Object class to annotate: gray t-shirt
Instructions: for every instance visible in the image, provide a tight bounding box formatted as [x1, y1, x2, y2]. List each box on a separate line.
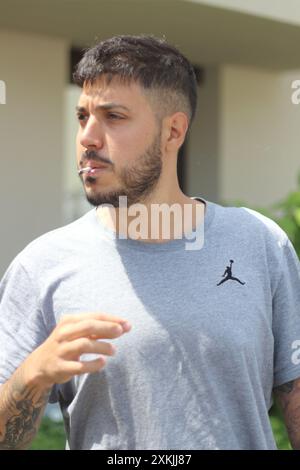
[1, 197, 300, 450]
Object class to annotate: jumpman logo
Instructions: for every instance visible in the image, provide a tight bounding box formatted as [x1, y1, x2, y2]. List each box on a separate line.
[217, 259, 245, 286]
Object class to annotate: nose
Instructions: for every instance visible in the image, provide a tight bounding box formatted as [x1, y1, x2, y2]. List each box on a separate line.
[79, 116, 104, 149]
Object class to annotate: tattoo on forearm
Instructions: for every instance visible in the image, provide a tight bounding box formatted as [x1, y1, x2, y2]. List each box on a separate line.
[2, 392, 47, 449]
[0, 372, 50, 450]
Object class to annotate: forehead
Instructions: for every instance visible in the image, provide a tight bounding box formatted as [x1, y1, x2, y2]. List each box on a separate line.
[77, 76, 151, 111]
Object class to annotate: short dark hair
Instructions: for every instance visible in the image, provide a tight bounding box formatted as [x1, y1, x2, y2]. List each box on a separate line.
[73, 34, 198, 127]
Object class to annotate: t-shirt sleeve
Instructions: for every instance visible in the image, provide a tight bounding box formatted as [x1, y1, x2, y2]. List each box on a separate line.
[0, 256, 58, 403]
[273, 238, 300, 388]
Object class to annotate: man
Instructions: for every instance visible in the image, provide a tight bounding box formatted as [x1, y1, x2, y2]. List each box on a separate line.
[0, 34, 300, 450]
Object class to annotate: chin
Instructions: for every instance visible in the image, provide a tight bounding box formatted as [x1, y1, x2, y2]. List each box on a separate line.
[85, 190, 126, 208]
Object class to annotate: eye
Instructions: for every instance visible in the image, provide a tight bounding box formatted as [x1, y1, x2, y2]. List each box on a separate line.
[77, 113, 88, 122]
[107, 113, 124, 120]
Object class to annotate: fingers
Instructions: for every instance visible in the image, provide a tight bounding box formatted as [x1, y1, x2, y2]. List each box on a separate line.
[59, 312, 131, 330]
[43, 312, 132, 384]
[63, 358, 107, 377]
[57, 319, 128, 342]
[61, 338, 117, 360]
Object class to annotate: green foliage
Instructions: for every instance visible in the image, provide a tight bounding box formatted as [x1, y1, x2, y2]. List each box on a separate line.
[29, 416, 66, 450]
[269, 405, 291, 450]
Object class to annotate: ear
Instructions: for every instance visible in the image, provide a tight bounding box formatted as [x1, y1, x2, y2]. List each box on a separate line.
[162, 112, 189, 154]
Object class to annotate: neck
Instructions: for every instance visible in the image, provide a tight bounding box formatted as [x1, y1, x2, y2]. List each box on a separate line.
[96, 189, 205, 243]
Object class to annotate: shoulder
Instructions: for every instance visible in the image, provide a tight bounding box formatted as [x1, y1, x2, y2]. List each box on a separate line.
[212, 201, 289, 248]
[240, 206, 288, 247]
[6, 209, 95, 274]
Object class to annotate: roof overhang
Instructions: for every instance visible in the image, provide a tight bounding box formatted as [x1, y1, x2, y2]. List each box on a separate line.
[1, 0, 300, 70]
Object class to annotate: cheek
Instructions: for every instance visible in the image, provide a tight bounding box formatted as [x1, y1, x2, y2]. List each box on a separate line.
[106, 134, 137, 163]
[110, 126, 154, 158]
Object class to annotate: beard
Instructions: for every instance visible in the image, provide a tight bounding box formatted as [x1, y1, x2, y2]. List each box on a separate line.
[81, 128, 163, 208]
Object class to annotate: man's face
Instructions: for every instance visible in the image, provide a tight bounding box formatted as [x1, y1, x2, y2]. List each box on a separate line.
[76, 77, 163, 207]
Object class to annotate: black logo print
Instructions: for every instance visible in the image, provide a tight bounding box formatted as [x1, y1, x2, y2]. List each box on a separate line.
[217, 260, 245, 286]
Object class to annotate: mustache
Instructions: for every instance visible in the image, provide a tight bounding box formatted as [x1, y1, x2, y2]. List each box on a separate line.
[81, 150, 112, 166]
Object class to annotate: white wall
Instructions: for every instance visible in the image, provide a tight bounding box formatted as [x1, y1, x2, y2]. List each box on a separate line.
[0, 30, 68, 276]
[219, 65, 300, 207]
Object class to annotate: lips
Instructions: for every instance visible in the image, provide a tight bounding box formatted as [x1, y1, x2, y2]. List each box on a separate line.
[84, 160, 109, 169]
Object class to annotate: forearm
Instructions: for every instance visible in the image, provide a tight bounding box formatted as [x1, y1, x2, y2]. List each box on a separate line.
[0, 361, 52, 450]
[274, 379, 300, 450]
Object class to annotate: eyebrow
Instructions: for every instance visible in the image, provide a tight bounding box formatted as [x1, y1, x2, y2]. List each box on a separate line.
[75, 102, 130, 113]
